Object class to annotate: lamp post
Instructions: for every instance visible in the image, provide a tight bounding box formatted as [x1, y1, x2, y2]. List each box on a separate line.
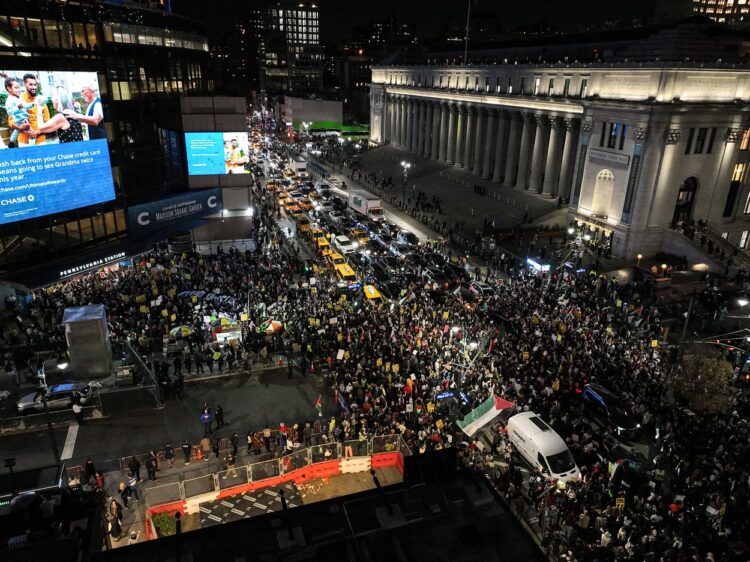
[33, 360, 63, 465]
[5, 457, 17, 496]
[637, 254, 643, 267]
[400, 161, 411, 207]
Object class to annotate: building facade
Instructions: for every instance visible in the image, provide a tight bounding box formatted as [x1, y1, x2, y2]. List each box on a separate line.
[693, 0, 750, 24]
[0, 0, 212, 279]
[370, 64, 750, 260]
[263, 1, 323, 97]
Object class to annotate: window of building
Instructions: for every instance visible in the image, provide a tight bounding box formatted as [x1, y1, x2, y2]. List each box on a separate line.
[741, 230, 749, 249]
[507, 77, 513, 94]
[685, 128, 695, 155]
[707, 128, 717, 154]
[563, 78, 570, 97]
[533, 77, 541, 95]
[741, 128, 750, 150]
[580, 78, 588, 98]
[619, 125, 627, 150]
[722, 232, 730, 240]
[607, 123, 619, 149]
[733, 162, 747, 183]
[694, 128, 708, 154]
[724, 181, 742, 217]
[548, 78, 554, 96]
[600, 122, 608, 147]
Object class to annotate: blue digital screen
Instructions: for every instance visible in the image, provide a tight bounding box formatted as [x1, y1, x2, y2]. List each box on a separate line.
[0, 69, 115, 225]
[185, 132, 251, 175]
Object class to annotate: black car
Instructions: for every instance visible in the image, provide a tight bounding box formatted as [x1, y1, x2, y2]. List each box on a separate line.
[422, 266, 449, 285]
[397, 230, 420, 246]
[582, 383, 641, 436]
[331, 196, 347, 210]
[377, 256, 406, 277]
[443, 262, 471, 283]
[361, 240, 386, 261]
[369, 263, 392, 283]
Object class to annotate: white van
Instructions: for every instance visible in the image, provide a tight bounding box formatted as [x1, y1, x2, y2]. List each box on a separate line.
[507, 412, 581, 483]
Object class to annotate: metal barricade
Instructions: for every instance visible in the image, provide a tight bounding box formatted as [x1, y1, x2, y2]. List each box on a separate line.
[372, 434, 399, 453]
[310, 442, 338, 463]
[217, 465, 248, 488]
[183, 473, 216, 498]
[280, 449, 309, 474]
[144, 482, 182, 507]
[342, 439, 368, 457]
[250, 458, 280, 483]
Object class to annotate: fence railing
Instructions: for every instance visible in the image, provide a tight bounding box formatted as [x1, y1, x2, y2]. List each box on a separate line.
[142, 433, 410, 510]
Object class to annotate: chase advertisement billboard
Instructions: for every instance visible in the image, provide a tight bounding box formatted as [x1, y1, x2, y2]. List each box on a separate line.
[0, 69, 114, 224]
[127, 188, 221, 234]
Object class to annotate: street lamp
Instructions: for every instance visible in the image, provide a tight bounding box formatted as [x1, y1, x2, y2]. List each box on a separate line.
[636, 253, 643, 267]
[400, 161, 411, 206]
[661, 263, 668, 276]
[31, 360, 64, 465]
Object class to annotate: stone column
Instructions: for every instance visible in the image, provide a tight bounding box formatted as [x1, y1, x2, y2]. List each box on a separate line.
[394, 98, 402, 145]
[439, 102, 450, 162]
[417, 100, 426, 155]
[389, 96, 398, 143]
[455, 105, 468, 168]
[446, 103, 458, 165]
[422, 101, 433, 158]
[503, 112, 522, 187]
[557, 118, 580, 199]
[405, 98, 413, 150]
[528, 114, 549, 192]
[482, 109, 497, 179]
[410, 100, 420, 153]
[492, 111, 508, 183]
[542, 117, 565, 196]
[431, 102, 442, 161]
[515, 112, 535, 189]
[462, 105, 476, 169]
[472, 107, 485, 175]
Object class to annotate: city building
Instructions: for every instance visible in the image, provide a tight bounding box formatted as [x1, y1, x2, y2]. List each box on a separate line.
[0, 0, 212, 283]
[693, 0, 750, 24]
[369, 55, 750, 264]
[262, 1, 323, 98]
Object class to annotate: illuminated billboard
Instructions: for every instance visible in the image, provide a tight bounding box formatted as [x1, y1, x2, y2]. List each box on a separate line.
[185, 132, 250, 175]
[0, 69, 115, 224]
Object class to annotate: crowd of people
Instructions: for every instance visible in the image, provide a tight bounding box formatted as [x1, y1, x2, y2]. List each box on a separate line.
[11, 126, 747, 560]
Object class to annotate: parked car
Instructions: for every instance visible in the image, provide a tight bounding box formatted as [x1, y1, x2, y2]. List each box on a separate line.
[17, 382, 93, 414]
[328, 210, 346, 226]
[469, 281, 493, 296]
[582, 383, 641, 436]
[443, 262, 471, 283]
[397, 230, 420, 245]
[333, 234, 358, 254]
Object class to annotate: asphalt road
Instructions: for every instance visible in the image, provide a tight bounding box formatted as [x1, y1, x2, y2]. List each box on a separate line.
[2, 368, 334, 473]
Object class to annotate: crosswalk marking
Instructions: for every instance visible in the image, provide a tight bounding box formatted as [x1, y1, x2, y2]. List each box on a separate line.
[61, 424, 79, 460]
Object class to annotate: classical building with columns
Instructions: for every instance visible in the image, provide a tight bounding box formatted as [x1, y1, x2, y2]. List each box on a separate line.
[369, 64, 750, 261]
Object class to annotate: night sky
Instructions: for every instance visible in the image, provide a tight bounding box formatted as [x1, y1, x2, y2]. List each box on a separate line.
[318, 0, 659, 43]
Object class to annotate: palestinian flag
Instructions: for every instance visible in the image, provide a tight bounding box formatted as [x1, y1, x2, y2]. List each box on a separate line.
[457, 395, 515, 437]
[316, 395, 322, 417]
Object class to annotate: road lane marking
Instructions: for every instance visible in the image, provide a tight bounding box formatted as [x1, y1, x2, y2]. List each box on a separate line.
[61, 423, 79, 460]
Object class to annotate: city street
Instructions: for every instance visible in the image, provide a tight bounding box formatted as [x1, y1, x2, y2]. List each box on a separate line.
[2, 367, 334, 472]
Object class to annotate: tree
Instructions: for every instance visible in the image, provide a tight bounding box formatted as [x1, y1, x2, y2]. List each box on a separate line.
[670, 347, 737, 414]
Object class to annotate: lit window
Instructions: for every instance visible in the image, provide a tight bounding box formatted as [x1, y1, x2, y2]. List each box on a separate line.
[741, 230, 749, 249]
[721, 232, 729, 240]
[741, 128, 750, 150]
[733, 162, 747, 182]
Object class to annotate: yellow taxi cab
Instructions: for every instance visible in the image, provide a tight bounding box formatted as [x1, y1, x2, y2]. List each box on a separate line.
[266, 181, 280, 191]
[308, 191, 322, 201]
[334, 260, 357, 283]
[310, 226, 325, 241]
[363, 284, 385, 304]
[316, 236, 332, 258]
[298, 198, 314, 212]
[284, 199, 300, 214]
[293, 214, 312, 233]
[276, 192, 290, 206]
[348, 227, 369, 245]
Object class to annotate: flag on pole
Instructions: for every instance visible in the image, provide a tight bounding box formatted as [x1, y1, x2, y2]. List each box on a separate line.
[316, 395, 322, 417]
